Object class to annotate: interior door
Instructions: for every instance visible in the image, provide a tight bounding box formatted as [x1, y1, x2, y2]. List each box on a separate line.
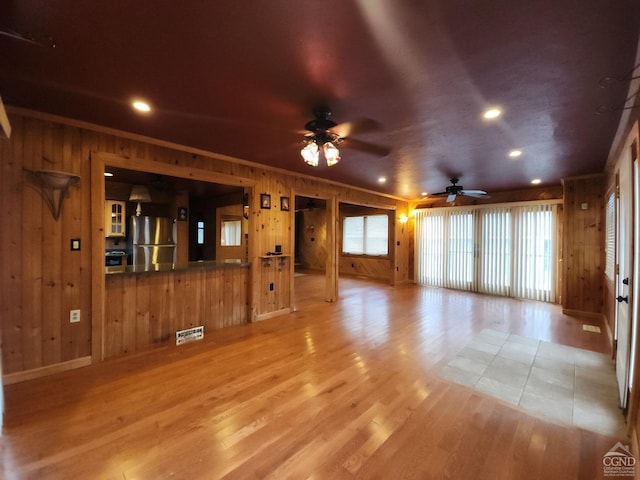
[616, 166, 633, 409]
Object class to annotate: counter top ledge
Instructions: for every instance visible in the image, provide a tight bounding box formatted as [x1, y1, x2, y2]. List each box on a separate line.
[106, 260, 249, 275]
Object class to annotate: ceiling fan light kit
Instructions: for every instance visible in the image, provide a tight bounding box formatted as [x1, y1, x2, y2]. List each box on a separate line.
[301, 108, 342, 167]
[300, 107, 387, 167]
[301, 138, 341, 167]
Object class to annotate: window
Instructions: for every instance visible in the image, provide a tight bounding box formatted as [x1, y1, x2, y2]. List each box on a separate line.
[415, 202, 558, 302]
[197, 221, 205, 245]
[342, 214, 389, 255]
[605, 191, 615, 279]
[221, 219, 241, 246]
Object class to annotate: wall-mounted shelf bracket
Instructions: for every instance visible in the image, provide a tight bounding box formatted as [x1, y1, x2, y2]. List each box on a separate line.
[25, 167, 81, 220]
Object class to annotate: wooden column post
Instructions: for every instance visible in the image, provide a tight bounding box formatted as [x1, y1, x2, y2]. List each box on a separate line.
[326, 195, 339, 302]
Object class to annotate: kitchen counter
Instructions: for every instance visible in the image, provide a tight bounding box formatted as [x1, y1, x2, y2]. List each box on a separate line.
[105, 259, 249, 275]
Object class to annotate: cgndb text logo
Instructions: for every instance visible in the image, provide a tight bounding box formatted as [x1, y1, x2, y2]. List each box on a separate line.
[603, 442, 636, 477]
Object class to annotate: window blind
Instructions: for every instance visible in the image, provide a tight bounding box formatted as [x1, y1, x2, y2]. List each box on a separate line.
[605, 191, 615, 279]
[415, 202, 557, 302]
[343, 214, 388, 255]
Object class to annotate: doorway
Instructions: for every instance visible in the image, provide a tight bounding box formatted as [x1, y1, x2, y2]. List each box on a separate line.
[293, 195, 330, 308]
[616, 154, 634, 410]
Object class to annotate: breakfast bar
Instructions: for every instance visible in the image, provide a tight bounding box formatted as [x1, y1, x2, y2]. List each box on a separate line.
[104, 260, 250, 359]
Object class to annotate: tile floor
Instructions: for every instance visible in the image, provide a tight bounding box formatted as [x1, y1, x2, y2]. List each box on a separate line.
[440, 328, 626, 438]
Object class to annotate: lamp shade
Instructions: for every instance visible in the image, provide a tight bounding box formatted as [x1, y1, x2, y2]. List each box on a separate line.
[129, 185, 151, 216]
[129, 185, 151, 202]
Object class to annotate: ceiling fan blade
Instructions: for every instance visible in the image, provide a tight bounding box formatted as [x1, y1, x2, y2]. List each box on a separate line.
[461, 191, 488, 199]
[431, 191, 449, 196]
[463, 193, 490, 199]
[340, 137, 390, 157]
[446, 194, 457, 203]
[332, 118, 382, 138]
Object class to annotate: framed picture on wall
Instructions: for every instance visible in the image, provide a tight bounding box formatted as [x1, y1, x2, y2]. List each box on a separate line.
[280, 196, 289, 211]
[260, 193, 271, 209]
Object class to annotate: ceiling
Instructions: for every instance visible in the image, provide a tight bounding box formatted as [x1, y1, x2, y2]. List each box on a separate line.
[1, 1, 639, 200]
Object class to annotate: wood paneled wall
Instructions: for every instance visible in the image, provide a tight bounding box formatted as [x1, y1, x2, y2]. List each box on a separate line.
[297, 209, 328, 271]
[1, 116, 92, 376]
[0, 109, 409, 377]
[104, 266, 248, 358]
[339, 256, 392, 281]
[562, 175, 604, 316]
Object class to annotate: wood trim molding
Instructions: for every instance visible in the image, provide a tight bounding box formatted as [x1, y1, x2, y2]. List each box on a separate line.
[3, 356, 92, 385]
[7, 106, 407, 202]
[254, 308, 293, 322]
[90, 151, 107, 362]
[602, 314, 615, 351]
[91, 151, 258, 360]
[561, 309, 604, 321]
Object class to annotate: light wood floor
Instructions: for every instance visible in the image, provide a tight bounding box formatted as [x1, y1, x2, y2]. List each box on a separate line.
[1, 272, 625, 479]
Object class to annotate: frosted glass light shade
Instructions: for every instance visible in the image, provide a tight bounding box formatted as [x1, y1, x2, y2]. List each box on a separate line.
[323, 142, 341, 166]
[301, 141, 319, 167]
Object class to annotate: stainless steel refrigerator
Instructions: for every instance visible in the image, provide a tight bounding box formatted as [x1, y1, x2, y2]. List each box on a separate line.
[131, 216, 176, 269]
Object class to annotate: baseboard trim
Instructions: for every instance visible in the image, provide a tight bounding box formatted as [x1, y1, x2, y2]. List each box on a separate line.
[254, 308, 293, 322]
[631, 424, 639, 466]
[2, 356, 92, 385]
[561, 309, 604, 320]
[602, 315, 615, 351]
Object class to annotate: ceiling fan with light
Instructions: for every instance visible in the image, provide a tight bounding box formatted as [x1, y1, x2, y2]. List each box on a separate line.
[300, 107, 390, 167]
[431, 177, 489, 203]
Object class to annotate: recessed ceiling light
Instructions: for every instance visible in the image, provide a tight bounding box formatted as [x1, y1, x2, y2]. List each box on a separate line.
[421, 191, 428, 196]
[483, 108, 502, 120]
[132, 100, 151, 113]
[508, 149, 522, 158]
[531, 178, 541, 185]
[378, 177, 386, 183]
[104, 172, 114, 177]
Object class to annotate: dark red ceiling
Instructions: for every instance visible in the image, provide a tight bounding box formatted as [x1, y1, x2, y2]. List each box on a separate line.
[1, 1, 639, 199]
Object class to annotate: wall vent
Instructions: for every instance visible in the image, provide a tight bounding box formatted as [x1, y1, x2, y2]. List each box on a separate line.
[582, 324, 601, 333]
[176, 326, 204, 345]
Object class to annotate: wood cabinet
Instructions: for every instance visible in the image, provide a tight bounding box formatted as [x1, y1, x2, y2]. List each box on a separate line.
[105, 200, 126, 237]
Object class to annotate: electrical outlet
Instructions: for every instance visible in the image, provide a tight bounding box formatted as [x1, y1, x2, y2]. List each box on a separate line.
[70, 309, 81, 323]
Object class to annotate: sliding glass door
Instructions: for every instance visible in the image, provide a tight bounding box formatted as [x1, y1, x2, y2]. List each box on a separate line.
[415, 203, 558, 302]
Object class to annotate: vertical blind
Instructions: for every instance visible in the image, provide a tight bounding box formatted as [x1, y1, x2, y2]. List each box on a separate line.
[415, 203, 558, 302]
